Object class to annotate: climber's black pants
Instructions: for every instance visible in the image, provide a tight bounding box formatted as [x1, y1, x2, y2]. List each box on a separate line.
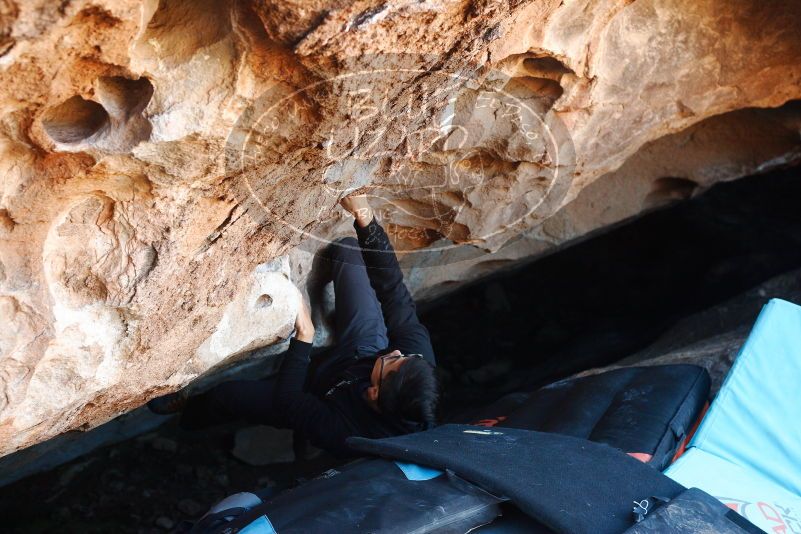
[180, 376, 286, 430]
[180, 237, 388, 430]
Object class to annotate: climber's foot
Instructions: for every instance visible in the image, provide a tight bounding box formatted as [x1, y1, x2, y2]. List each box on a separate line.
[147, 390, 189, 415]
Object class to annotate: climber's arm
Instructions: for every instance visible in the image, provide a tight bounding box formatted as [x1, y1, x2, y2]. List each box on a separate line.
[340, 195, 435, 365]
[274, 297, 353, 453]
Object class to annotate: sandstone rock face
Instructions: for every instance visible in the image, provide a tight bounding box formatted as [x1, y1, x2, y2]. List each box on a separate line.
[1, 0, 800, 456]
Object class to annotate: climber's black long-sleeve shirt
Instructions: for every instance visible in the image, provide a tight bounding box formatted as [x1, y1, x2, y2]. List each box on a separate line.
[274, 218, 435, 455]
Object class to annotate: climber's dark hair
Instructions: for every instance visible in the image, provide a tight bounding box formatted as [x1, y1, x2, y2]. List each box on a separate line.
[378, 357, 439, 427]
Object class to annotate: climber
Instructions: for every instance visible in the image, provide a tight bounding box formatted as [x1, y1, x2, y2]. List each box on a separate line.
[148, 194, 439, 456]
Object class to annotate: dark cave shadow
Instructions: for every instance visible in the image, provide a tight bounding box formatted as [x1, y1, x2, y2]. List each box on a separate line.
[422, 165, 801, 416]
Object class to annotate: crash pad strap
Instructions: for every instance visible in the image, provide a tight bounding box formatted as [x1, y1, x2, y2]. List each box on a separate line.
[348, 424, 684, 534]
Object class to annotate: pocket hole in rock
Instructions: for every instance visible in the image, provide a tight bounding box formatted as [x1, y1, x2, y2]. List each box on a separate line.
[643, 177, 699, 210]
[0, 209, 14, 233]
[41, 96, 109, 144]
[521, 56, 573, 80]
[0, 36, 14, 57]
[504, 77, 564, 107]
[255, 294, 273, 309]
[95, 76, 154, 120]
[134, 0, 233, 66]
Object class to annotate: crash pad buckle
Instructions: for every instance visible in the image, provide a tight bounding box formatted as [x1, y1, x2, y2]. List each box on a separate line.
[632, 495, 670, 523]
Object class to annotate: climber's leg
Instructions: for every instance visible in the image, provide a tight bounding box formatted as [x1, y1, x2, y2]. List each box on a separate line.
[179, 377, 288, 430]
[326, 237, 388, 355]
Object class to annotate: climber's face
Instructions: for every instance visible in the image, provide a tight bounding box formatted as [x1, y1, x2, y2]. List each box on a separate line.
[366, 350, 409, 408]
